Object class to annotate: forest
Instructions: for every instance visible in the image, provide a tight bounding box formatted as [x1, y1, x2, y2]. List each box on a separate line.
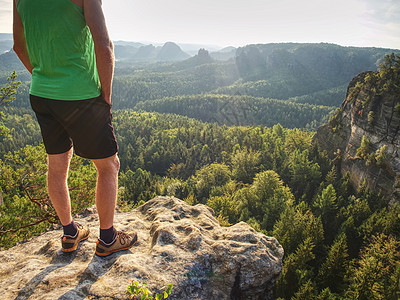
[0, 45, 399, 299]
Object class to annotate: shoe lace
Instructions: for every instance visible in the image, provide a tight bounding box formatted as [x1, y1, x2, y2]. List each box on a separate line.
[117, 231, 130, 245]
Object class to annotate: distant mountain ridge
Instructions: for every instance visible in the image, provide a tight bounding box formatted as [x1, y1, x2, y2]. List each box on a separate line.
[210, 43, 400, 105]
[113, 41, 235, 63]
[0, 35, 212, 65]
[236, 43, 400, 85]
[114, 41, 190, 63]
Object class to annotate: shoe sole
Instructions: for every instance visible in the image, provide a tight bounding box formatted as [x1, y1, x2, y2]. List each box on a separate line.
[62, 233, 90, 253]
[95, 235, 138, 257]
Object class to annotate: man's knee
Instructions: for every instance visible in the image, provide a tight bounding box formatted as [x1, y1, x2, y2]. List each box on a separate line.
[47, 150, 73, 175]
[93, 154, 120, 175]
[111, 155, 120, 172]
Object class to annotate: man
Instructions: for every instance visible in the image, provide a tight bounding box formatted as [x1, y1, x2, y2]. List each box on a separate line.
[13, 0, 137, 257]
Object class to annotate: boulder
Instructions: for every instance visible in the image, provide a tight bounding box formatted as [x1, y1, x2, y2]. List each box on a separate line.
[0, 196, 283, 299]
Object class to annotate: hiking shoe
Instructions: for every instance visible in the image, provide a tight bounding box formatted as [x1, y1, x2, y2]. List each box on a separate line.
[62, 223, 90, 253]
[95, 231, 138, 257]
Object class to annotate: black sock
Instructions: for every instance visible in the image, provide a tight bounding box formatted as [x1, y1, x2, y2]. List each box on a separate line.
[100, 226, 116, 244]
[63, 221, 78, 237]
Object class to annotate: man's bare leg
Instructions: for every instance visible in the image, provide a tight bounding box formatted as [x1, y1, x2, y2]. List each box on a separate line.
[92, 154, 120, 230]
[92, 154, 138, 256]
[47, 148, 73, 226]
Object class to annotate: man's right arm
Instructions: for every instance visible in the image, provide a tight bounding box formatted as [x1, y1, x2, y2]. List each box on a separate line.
[83, 0, 114, 105]
[13, 0, 33, 74]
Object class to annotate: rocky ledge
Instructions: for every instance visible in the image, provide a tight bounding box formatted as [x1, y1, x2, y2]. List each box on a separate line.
[0, 196, 283, 300]
[315, 70, 400, 203]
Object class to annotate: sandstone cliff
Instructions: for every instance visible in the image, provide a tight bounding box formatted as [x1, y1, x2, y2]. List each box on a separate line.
[0, 196, 283, 300]
[315, 60, 400, 203]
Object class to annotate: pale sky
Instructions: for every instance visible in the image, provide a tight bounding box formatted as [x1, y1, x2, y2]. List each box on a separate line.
[1, 0, 400, 49]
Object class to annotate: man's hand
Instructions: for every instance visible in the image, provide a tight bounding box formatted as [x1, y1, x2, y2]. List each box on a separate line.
[84, 0, 114, 105]
[13, 0, 33, 73]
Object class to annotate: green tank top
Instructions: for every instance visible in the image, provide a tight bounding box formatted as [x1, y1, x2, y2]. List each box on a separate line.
[17, 0, 101, 100]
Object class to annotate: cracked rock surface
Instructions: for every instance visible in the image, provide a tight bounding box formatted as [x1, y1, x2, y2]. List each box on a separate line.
[0, 196, 283, 300]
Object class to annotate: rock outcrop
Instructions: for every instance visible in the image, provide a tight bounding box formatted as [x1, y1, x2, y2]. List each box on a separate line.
[0, 196, 283, 300]
[315, 70, 400, 203]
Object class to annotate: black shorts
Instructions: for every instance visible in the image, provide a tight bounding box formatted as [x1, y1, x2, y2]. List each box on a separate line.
[30, 94, 118, 159]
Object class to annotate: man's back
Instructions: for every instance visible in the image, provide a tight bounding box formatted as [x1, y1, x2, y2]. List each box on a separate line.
[16, 0, 101, 100]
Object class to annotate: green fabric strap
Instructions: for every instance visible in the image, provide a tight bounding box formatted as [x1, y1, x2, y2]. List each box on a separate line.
[17, 0, 101, 100]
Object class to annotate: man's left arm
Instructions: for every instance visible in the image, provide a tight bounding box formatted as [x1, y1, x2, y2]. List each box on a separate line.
[13, 0, 33, 74]
[84, 0, 114, 105]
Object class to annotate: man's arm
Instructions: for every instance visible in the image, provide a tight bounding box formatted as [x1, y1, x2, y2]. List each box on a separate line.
[84, 0, 114, 105]
[13, 0, 33, 74]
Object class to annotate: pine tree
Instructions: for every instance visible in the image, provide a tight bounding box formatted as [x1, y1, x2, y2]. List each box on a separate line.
[275, 238, 316, 299]
[356, 136, 371, 160]
[251, 170, 294, 231]
[317, 234, 349, 293]
[313, 184, 338, 242]
[292, 280, 316, 300]
[1, 71, 21, 137]
[231, 147, 261, 184]
[345, 233, 400, 299]
[316, 288, 337, 300]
